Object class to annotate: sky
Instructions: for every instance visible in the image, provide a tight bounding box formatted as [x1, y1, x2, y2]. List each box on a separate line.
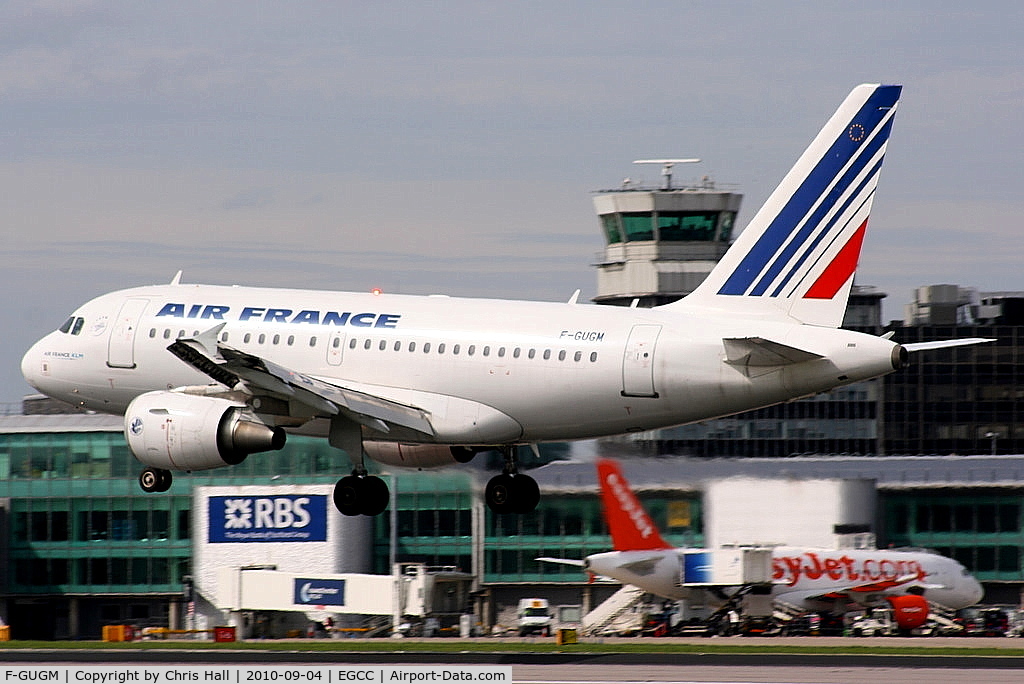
[2, 1, 1023, 405]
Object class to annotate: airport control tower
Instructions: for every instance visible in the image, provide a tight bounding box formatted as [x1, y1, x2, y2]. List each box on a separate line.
[592, 159, 742, 307]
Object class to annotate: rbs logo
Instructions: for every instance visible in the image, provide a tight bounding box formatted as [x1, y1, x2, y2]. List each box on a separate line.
[208, 495, 327, 543]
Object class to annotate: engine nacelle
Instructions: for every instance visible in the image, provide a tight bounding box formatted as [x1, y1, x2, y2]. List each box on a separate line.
[886, 594, 930, 630]
[125, 391, 286, 472]
[365, 443, 481, 469]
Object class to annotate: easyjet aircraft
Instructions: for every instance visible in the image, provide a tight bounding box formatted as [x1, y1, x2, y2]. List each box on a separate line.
[544, 459, 983, 629]
[21, 84, 988, 516]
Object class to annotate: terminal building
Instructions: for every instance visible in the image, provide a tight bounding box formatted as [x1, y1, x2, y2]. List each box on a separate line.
[4, 172, 1024, 638]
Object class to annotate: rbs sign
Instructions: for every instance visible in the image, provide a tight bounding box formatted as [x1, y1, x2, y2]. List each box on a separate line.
[208, 495, 327, 543]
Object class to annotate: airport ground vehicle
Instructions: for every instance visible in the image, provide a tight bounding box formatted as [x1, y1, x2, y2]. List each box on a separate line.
[517, 598, 552, 636]
[956, 607, 1011, 636]
[850, 608, 898, 637]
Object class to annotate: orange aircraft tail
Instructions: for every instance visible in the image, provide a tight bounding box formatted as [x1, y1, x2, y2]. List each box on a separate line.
[596, 458, 673, 551]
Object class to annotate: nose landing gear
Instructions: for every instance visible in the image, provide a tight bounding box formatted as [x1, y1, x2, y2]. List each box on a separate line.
[139, 467, 173, 493]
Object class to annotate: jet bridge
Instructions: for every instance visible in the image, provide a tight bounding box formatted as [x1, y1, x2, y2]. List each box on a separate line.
[214, 563, 474, 638]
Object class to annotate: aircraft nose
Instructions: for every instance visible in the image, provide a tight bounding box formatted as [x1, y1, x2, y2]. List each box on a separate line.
[969, 577, 984, 605]
[21, 339, 44, 391]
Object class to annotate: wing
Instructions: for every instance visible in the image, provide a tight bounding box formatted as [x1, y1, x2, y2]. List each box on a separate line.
[167, 324, 435, 437]
[802, 573, 940, 602]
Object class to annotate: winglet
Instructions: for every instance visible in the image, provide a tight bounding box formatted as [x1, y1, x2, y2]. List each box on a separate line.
[596, 458, 673, 551]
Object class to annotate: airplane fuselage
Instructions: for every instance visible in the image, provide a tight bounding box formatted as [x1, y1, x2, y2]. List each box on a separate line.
[584, 546, 983, 611]
[22, 282, 902, 446]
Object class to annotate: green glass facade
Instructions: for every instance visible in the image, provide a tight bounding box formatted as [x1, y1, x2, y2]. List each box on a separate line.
[881, 490, 1024, 582]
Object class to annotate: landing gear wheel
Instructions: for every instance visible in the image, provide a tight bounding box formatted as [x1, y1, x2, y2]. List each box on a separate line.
[485, 473, 539, 514]
[512, 474, 540, 514]
[359, 475, 389, 516]
[139, 467, 172, 493]
[334, 475, 363, 516]
[485, 473, 516, 514]
[333, 475, 391, 516]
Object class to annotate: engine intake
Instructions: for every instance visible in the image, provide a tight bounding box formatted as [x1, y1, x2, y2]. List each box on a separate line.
[125, 391, 285, 472]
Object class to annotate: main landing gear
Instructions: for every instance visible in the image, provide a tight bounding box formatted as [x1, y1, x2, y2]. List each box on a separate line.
[330, 416, 392, 517]
[484, 446, 540, 514]
[139, 467, 172, 493]
[333, 473, 389, 516]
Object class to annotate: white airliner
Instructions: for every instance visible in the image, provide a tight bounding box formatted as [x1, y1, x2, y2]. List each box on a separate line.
[21, 84, 988, 517]
[543, 460, 983, 629]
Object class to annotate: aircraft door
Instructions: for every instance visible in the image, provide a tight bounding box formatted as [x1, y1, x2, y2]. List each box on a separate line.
[326, 331, 347, 366]
[107, 298, 149, 369]
[621, 324, 661, 397]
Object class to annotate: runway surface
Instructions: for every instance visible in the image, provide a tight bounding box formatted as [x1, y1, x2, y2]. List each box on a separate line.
[2, 637, 1023, 684]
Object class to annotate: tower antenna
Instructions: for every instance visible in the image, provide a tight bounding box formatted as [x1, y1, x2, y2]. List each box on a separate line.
[633, 158, 700, 190]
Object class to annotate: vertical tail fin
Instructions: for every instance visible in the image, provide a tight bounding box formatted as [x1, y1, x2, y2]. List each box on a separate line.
[674, 84, 902, 327]
[596, 458, 673, 551]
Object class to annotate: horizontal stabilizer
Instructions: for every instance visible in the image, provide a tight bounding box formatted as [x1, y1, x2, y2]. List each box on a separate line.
[903, 338, 996, 353]
[535, 557, 585, 567]
[724, 337, 824, 367]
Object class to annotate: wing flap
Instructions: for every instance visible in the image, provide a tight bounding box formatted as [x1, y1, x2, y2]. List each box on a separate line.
[168, 327, 435, 437]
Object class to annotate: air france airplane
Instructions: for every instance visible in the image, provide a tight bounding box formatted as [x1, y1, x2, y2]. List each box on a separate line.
[21, 84, 988, 517]
[542, 460, 983, 629]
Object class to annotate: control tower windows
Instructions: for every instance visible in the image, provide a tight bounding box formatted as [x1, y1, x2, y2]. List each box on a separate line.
[658, 211, 722, 242]
[602, 210, 737, 243]
[620, 212, 654, 241]
[601, 215, 623, 244]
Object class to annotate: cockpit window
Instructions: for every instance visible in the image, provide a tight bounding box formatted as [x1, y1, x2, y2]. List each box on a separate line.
[59, 316, 85, 335]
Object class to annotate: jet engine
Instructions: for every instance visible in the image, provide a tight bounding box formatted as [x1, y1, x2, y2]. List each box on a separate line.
[886, 594, 930, 630]
[365, 442, 484, 468]
[124, 391, 285, 472]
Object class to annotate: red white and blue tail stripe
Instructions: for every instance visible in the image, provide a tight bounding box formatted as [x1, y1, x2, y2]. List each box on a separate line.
[676, 84, 901, 327]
